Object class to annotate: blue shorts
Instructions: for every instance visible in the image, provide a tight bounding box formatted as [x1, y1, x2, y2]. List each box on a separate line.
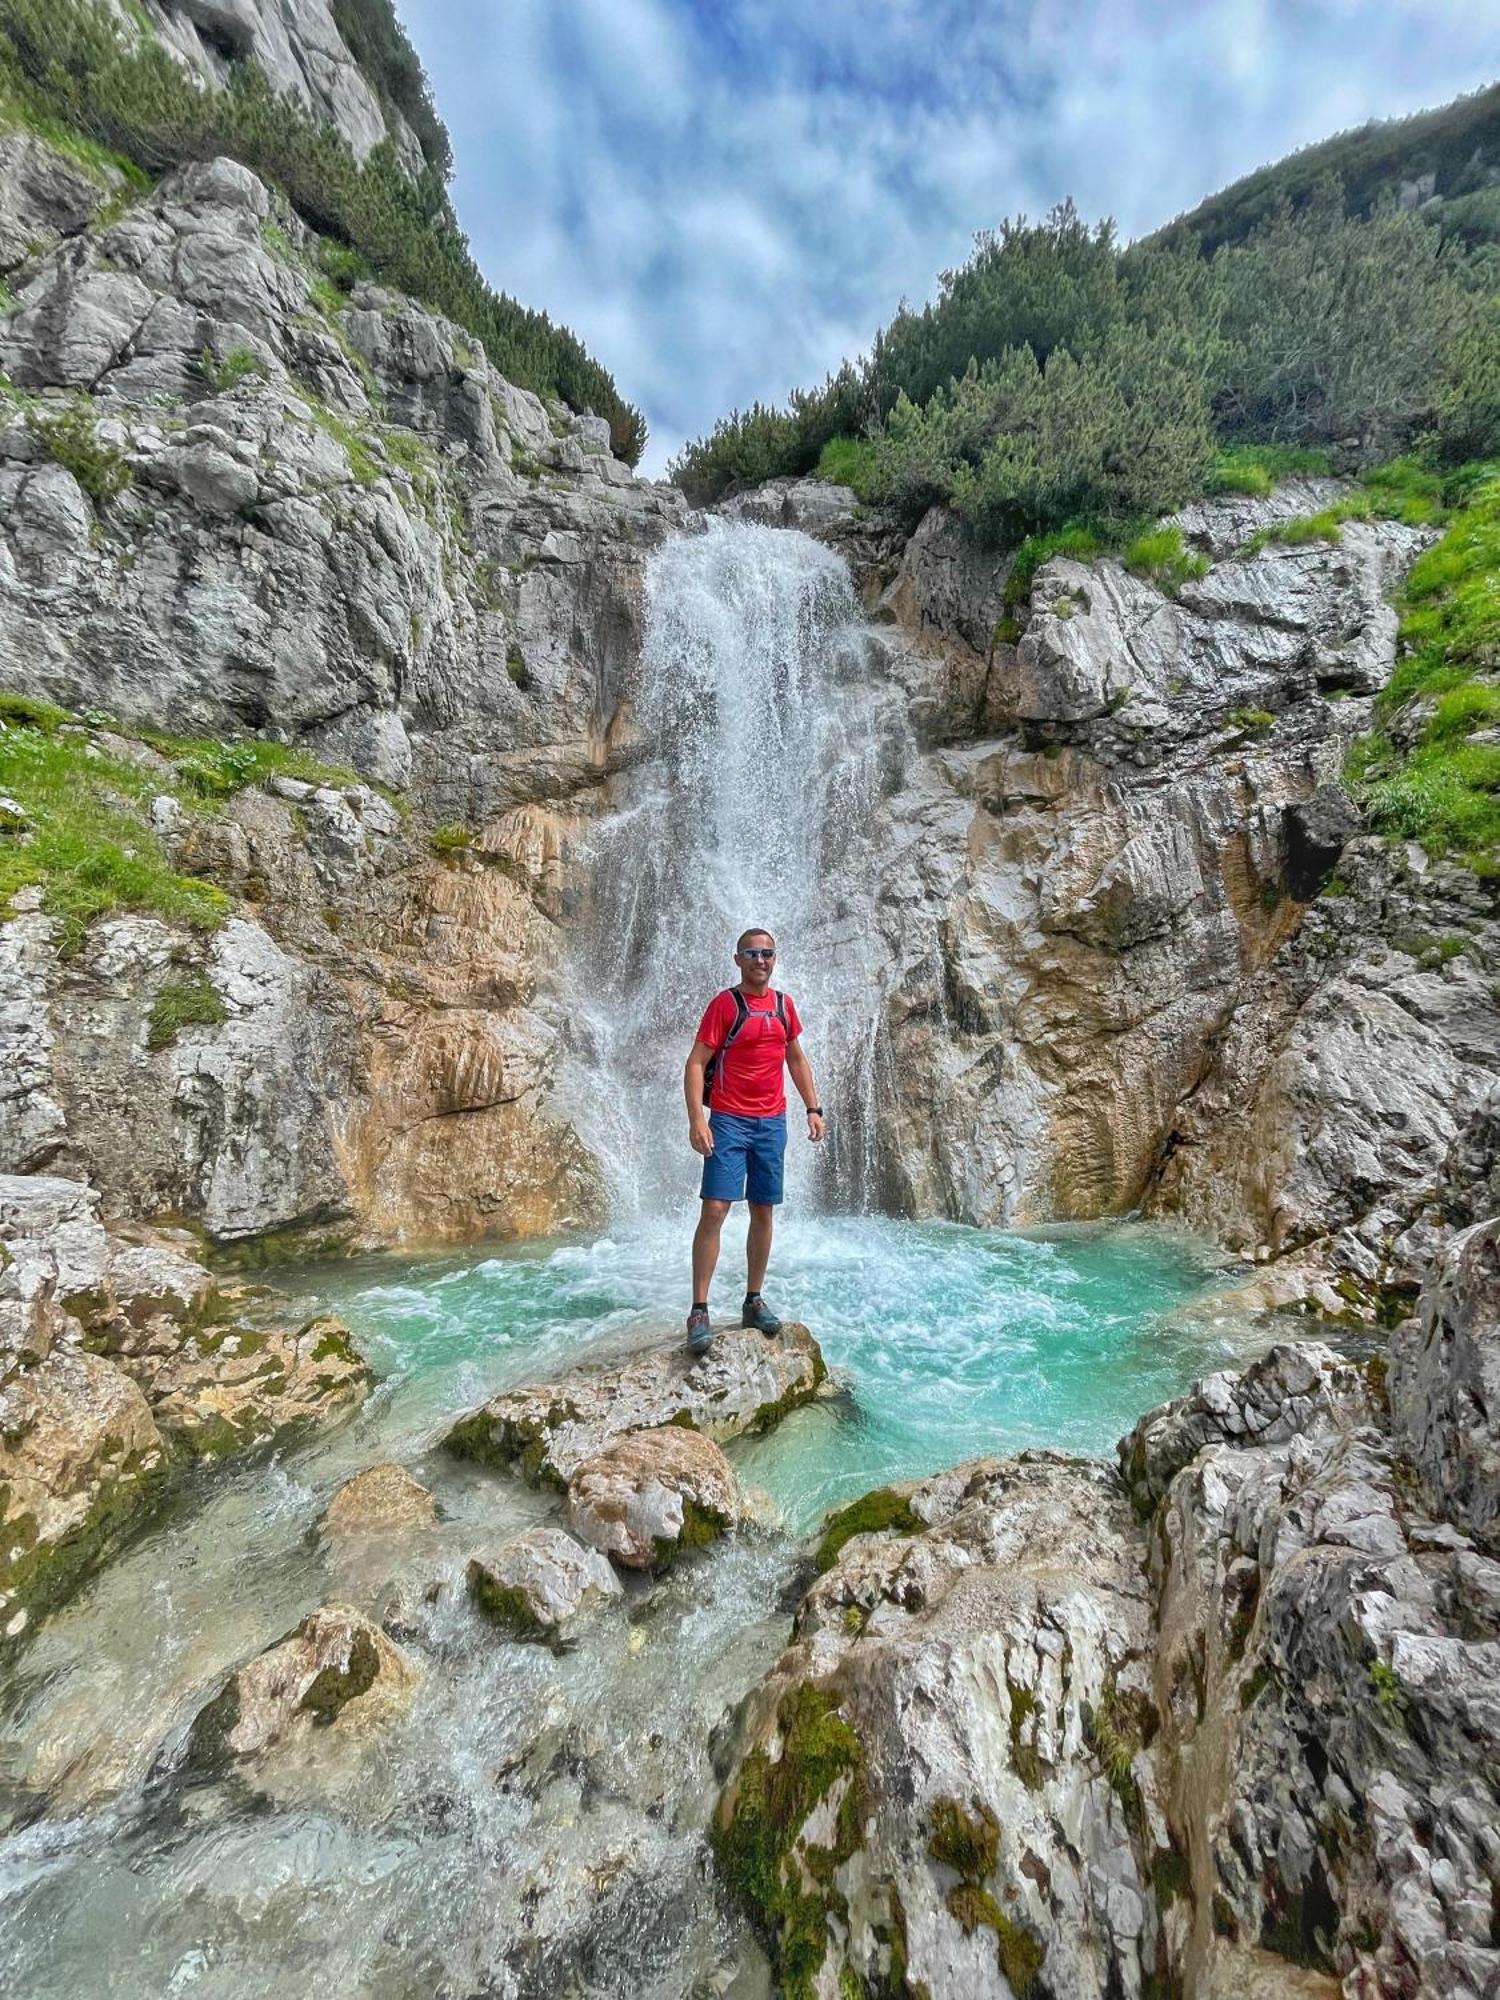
[700, 1110, 787, 1206]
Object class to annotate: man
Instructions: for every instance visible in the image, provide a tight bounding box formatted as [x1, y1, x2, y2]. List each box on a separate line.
[683, 928, 825, 1353]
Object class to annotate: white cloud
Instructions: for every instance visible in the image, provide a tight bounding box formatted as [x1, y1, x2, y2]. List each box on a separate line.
[398, 0, 1497, 472]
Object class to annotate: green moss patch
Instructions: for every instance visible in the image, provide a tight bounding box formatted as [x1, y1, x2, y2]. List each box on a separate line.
[928, 1794, 1046, 1997]
[814, 1485, 921, 1573]
[928, 1797, 1000, 1879]
[1204, 443, 1331, 496]
[711, 1680, 867, 2000]
[1124, 524, 1207, 593]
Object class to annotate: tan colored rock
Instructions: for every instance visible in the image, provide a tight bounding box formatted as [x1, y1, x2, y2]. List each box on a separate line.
[320, 1462, 438, 1537]
[444, 1322, 826, 1487]
[0, 1347, 165, 1644]
[466, 1524, 621, 1645]
[566, 1425, 738, 1571]
[144, 1314, 372, 1461]
[186, 1602, 421, 1768]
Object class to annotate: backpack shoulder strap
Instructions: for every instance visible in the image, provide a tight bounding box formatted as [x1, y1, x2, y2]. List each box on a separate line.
[724, 989, 751, 1042]
[774, 990, 788, 1030]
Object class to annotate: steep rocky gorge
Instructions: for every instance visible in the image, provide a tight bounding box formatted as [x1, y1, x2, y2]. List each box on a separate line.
[1, 21, 1499, 1997]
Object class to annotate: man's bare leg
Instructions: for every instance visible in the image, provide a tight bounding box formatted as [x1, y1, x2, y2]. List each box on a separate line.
[692, 1199, 732, 1306]
[746, 1202, 774, 1295]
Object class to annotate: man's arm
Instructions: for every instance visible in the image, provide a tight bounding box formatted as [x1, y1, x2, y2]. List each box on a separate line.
[684, 1040, 715, 1156]
[786, 1040, 825, 1143]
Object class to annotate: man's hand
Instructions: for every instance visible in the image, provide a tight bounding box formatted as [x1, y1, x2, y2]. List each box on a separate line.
[690, 1115, 715, 1158]
[807, 1110, 826, 1144]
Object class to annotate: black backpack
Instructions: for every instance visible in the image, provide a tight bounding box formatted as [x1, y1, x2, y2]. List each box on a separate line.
[703, 989, 789, 1106]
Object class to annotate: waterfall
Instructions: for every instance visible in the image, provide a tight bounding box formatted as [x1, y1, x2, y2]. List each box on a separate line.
[564, 517, 903, 1219]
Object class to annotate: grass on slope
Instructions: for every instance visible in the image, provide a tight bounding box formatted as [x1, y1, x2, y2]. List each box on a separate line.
[1346, 460, 1500, 873]
[0, 694, 368, 950]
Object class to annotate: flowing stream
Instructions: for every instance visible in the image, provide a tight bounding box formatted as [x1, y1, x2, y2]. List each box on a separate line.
[0, 522, 1271, 1996]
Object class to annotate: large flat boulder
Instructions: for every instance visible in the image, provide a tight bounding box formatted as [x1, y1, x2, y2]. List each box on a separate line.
[567, 1425, 739, 1572]
[443, 1321, 825, 1488]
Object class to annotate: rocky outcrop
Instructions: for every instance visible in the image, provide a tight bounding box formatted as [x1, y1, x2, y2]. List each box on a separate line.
[712, 1453, 1168, 1999]
[0, 1171, 370, 1642]
[443, 1322, 826, 1486]
[184, 1602, 421, 1769]
[466, 1524, 622, 1644]
[715, 1235, 1500, 1999]
[743, 473, 1500, 1305]
[104, 0, 428, 171]
[567, 1425, 739, 1571]
[320, 1461, 438, 1537]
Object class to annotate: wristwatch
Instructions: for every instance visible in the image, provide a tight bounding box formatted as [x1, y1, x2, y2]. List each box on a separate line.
[808, 1105, 825, 1117]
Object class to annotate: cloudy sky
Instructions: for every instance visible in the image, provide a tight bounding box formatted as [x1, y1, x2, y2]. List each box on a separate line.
[398, 1, 1495, 473]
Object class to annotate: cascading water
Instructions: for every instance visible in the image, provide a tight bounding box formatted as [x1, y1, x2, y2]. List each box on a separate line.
[564, 518, 905, 1216]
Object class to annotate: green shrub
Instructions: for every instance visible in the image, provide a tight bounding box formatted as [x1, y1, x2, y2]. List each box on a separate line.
[32, 399, 130, 503]
[198, 344, 263, 394]
[147, 973, 227, 1050]
[0, 0, 644, 460]
[1227, 707, 1276, 732]
[1123, 524, 1208, 592]
[430, 822, 472, 855]
[1346, 462, 1500, 872]
[316, 237, 369, 292]
[1004, 522, 1104, 608]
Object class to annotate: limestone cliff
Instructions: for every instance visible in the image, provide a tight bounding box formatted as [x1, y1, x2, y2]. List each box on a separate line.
[0, 145, 682, 1252]
[733, 476, 1499, 1321]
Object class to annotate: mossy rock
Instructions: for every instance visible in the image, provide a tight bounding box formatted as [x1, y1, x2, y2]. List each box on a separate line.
[815, 1485, 921, 1573]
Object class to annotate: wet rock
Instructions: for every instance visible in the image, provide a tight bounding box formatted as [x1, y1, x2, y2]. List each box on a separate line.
[185, 1603, 421, 1769]
[144, 1313, 372, 1460]
[320, 1461, 438, 1537]
[713, 1453, 1163, 2000]
[0, 1347, 165, 1644]
[444, 1322, 826, 1486]
[1391, 1218, 1500, 1552]
[466, 1524, 621, 1645]
[567, 1426, 739, 1571]
[1282, 783, 1362, 900]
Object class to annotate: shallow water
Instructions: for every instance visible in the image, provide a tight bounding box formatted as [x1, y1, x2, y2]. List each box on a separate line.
[0, 1215, 1263, 1998]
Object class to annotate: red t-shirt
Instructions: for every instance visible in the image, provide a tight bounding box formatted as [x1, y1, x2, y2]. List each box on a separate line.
[697, 988, 803, 1117]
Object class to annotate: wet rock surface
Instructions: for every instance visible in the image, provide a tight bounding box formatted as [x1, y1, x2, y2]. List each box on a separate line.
[443, 1322, 827, 1486]
[184, 1602, 422, 1769]
[567, 1424, 740, 1571]
[320, 1461, 439, 1537]
[467, 1524, 622, 1644]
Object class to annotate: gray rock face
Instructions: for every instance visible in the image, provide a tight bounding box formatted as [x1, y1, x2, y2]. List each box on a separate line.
[714, 1453, 1167, 1999]
[0, 131, 117, 272]
[443, 1322, 827, 1486]
[466, 1524, 622, 1643]
[107, 0, 426, 170]
[1391, 1219, 1500, 1551]
[566, 1425, 739, 1571]
[0, 142, 686, 1251]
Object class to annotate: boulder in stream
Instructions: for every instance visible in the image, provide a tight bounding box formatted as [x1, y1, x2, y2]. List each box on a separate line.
[320, 1461, 439, 1537]
[467, 1524, 622, 1645]
[443, 1321, 826, 1487]
[185, 1603, 421, 1770]
[567, 1424, 739, 1571]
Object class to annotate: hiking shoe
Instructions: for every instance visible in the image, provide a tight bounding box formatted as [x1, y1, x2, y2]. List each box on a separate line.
[686, 1306, 714, 1354]
[741, 1295, 782, 1336]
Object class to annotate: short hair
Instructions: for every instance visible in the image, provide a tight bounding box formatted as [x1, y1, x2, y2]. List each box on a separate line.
[736, 927, 775, 953]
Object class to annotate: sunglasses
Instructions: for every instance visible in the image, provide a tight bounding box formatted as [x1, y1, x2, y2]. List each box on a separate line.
[739, 947, 776, 960]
